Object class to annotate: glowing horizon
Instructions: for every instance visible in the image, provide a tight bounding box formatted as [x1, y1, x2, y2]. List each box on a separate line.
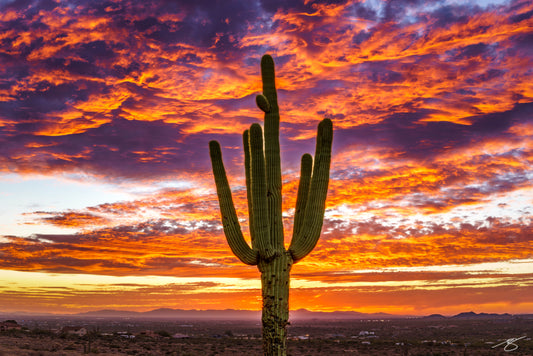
[0, 0, 532, 316]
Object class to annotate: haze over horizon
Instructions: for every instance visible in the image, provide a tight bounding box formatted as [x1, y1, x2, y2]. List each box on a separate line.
[0, 0, 532, 316]
[2, 306, 524, 320]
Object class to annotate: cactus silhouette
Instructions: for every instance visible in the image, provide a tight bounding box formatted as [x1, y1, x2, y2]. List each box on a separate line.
[209, 54, 333, 355]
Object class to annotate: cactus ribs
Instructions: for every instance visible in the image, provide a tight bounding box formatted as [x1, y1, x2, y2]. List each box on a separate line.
[209, 54, 333, 356]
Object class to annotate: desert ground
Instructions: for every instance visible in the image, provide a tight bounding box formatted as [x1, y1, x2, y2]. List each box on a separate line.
[0, 316, 531, 355]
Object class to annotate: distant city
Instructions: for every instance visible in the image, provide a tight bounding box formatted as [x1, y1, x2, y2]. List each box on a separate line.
[1, 310, 531, 355]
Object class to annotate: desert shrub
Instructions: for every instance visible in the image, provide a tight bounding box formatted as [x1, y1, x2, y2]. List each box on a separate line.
[30, 329, 55, 337]
[156, 330, 171, 337]
[63, 343, 77, 350]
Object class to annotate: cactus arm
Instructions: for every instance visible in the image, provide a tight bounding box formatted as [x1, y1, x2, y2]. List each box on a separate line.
[209, 140, 259, 266]
[292, 153, 312, 238]
[256, 94, 270, 113]
[289, 118, 333, 262]
[210, 54, 333, 355]
[259, 54, 285, 249]
[243, 130, 256, 249]
[249, 124, 276, 260]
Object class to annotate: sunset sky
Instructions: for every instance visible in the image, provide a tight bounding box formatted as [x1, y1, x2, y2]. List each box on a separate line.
[0, 0, 532, 316]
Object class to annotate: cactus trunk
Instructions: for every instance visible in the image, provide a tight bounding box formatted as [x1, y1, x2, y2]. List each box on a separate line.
[260, 251, 293, 355]
[209, 54, 333, 356]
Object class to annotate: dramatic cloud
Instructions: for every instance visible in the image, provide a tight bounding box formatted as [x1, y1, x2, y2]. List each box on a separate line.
[0, 0, 532, 314]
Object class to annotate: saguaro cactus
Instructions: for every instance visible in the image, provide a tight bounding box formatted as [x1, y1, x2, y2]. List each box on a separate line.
[209, 54, 333, 355]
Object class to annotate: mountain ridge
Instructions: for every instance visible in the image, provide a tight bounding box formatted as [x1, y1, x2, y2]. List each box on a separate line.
[1, 309, 528, 320]
[75, 308, 407, 320]
[71, 309, 523, 320]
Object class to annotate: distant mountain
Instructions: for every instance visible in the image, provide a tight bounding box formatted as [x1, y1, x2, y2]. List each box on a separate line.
[75, 308, 410, 320]
[143, 308, 260, 320]
[422, 314, 447, 319]
[3, 308, 526, 320]
[451, 311, 512, 319]
[77, 308, 261, 320]
[0, 310, 56, 317]
[290, 309, 408, 320]
[78, 309, 142, 318]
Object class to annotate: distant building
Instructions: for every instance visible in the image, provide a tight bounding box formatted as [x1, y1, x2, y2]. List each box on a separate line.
[119, 334, 135, 339]
[117, 331, 135, 339]
[172, 333, 190, 339]
[61, 326, 87, 336]
[0, 320, 22, 332]
[358, 330, 375, 336]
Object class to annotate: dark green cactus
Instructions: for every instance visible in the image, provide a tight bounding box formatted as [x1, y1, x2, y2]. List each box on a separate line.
[209, 54, 333, 356]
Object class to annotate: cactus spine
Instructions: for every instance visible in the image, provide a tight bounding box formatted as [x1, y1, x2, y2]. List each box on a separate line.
[209, 54, 333, 355]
